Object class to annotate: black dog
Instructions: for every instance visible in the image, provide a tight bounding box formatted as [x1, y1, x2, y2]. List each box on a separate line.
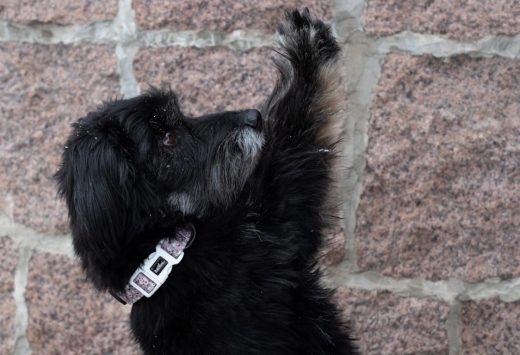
[56, 9, 359, 355]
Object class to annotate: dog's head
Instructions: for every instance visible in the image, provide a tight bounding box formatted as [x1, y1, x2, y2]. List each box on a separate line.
[55, 89, 263, 288]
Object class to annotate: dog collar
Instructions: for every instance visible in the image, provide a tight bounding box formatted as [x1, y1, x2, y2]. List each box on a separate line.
[110, 223, 196, 305]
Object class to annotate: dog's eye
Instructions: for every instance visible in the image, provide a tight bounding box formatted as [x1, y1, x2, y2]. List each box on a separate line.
[163, 132, 176, 146]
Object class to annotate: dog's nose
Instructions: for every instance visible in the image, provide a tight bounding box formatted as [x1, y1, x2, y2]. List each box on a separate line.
[237, 109, 262, 129]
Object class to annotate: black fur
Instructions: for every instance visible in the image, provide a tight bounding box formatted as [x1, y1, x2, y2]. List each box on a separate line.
[56, 9, 359, 355]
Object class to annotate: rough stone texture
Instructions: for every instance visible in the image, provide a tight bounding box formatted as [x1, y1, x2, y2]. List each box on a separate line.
[335, 288, 450, 354]
[356, 54, 520, 282]
[0, 0, 118, 25]
[365, 0, 520, 40]
[133, 47, 277, 116]
[134, 0, 330, 32]
[0, 43, 120, 234]
[461, 298, 520, 354]
[0, 237, 18, 354]
[25, 252, 140, 354]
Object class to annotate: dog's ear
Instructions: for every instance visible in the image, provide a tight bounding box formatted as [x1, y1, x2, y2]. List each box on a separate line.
[56, 110, 156, 265]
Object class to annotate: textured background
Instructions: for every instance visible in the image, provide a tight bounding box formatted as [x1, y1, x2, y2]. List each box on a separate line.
[1, 0, 520, 354]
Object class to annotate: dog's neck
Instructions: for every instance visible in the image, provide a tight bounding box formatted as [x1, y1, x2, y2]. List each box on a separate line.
[110, 222, 196, 305]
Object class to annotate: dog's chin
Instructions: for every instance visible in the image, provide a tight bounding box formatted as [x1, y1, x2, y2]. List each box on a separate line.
[168, 128, 264, 217]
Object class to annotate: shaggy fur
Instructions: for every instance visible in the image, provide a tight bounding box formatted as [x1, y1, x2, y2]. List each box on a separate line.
[56, 9, 359, 355]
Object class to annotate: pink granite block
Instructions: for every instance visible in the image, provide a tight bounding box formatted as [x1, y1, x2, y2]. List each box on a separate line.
[0, 237, 18, 354]
[357, 54, 520, 281]
[0, 0, 118, 25]
[365, 0, 520, 39]
[134, 0, 331, 32]
[133, 47, 277, 116]
[462, 298, 520, 354]
[25, 252, 140, 354]
[335, 288, 450, 354]
[0, 43, 120, 234]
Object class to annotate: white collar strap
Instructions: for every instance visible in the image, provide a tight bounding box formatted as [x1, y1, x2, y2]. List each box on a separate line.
[111, 223, 195, 305]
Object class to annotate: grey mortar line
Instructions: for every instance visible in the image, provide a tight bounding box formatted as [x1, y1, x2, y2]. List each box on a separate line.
[0, 215, 73, 257]
[376, 32, 520, 59]
[0, 21, 275, 52]
[0, 20, 118, 45]
[460, 277, 520, 302]
[339, 38, 382, 273]
[0, 0, 136, 46]
[117, 43, 141, 98]
[11, 247, 32, 355]
[324, 267, 520, 303]
[139, 29, 275, 51]
[3, 5, 517, 60]
[115, 0, 140, 98]
[447, 301, 463, 355]
[332, 0, 366, 42]
[332, 0, 378, 273]
[114, 0, 138, 43]
[1, 15, 519, 59]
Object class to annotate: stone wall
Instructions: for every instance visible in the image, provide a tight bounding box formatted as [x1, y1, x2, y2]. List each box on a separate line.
[1, 0, 519, 354]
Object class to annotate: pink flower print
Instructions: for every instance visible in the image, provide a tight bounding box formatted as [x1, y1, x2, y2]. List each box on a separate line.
[160, 240, 175, 256]
[134, 272, 156, 293]
[161, 240, 183, 258]
[120, 284, 144, 304]
[160, 225, 192, 257]
[172, 242, 183, 256]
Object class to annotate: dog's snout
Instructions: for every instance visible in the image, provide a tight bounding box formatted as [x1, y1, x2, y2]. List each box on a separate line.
[237, 109, 262, 129]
